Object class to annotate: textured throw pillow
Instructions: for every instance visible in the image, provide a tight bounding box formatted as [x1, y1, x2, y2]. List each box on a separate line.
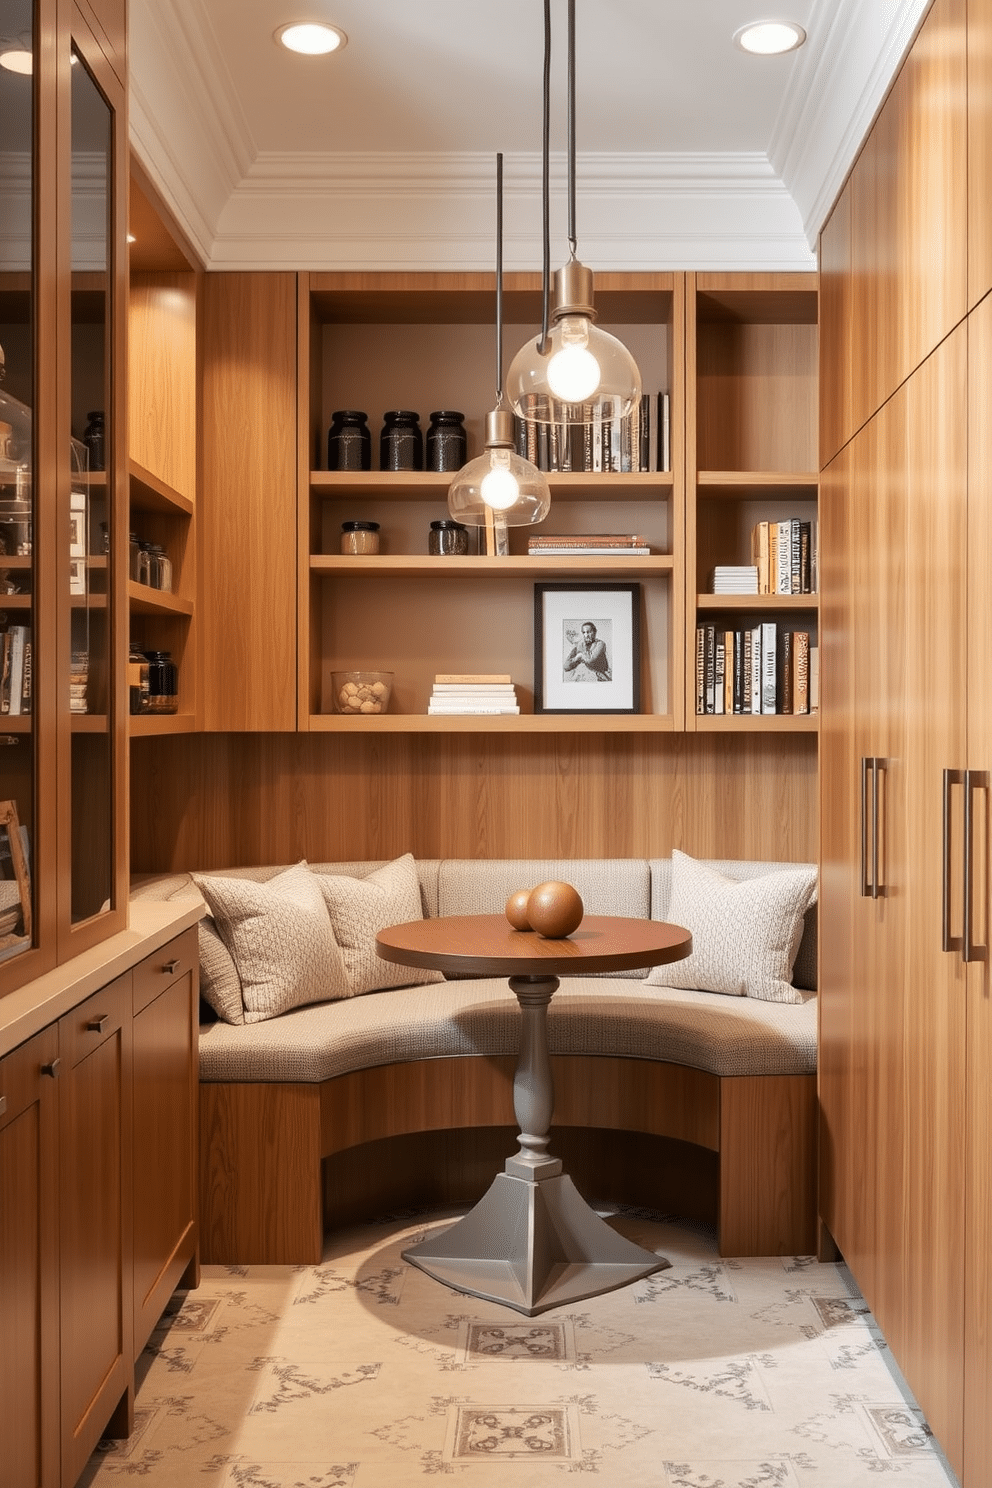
[646, 850, 817, 1004]
[194, 862, 350, 1024]
[316, 853, 444, 996]
[198, 916, 245, 1024]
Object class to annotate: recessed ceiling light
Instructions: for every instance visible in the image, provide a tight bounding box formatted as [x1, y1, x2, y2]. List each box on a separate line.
[275, 21, 347, 56]
[0, 48, 33, 74]
[734, 20, 807, 55]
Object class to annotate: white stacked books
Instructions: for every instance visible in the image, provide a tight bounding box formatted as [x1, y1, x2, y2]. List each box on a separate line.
[427, 673, 520, 715]
[712, 566, 759, 594]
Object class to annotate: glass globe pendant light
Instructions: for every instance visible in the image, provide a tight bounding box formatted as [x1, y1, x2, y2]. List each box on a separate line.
[448, 155, 551, 545]
[506, 0, 641, 428]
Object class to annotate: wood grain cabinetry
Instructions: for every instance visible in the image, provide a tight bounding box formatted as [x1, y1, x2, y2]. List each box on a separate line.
[0, 928, 199, 1488]
[0, 1025, 60, 1488]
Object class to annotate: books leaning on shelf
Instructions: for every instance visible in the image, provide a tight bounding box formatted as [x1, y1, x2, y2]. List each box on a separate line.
[750, 518, 818, 595]
[527, 534, 650, 557]
[428, 673, 520, 716]
[514, 391, 671, 474]
[0, 625, 31, 716]
[70, 649, 89, 714]
[712, 566, 758, 594]
[695, 624, 817, 717]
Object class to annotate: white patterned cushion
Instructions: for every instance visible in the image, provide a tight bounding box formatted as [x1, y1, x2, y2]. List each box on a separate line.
[198, 917, 245, 1024]
[317, 853, 444, 996]
[645, 850, 817, 1004]
[194, 862, 350, 1024]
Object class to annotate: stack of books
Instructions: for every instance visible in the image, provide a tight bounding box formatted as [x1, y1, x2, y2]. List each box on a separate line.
[0, 625, 31, 716]
[514, 391, 671, 473]
[70, 650, 89, 714]
[712, 565, 758, 594]
[427, 673, 520, 716]
[527, 534, 650, 557]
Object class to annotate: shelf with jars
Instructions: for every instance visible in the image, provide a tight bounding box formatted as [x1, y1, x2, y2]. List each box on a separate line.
[300, 271, 683, 731]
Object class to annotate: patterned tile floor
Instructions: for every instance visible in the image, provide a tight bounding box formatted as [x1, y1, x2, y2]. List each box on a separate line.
[79, 1208, 961, 1487]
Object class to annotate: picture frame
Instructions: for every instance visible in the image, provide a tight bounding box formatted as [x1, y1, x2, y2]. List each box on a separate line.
[534, 582, 641, 714]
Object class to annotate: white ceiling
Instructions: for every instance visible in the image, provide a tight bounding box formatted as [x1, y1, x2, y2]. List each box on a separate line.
[129, 0, 933, 273]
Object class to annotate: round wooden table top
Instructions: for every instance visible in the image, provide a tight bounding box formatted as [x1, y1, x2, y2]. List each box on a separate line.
[376, 913, 692, 978]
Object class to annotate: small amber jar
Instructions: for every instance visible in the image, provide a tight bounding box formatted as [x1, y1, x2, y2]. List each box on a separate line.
[340, 520, 380, 555]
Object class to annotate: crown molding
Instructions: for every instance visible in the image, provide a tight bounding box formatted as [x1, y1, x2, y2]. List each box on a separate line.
[208, 151, 814, 272]
[771, 0, 934, 245]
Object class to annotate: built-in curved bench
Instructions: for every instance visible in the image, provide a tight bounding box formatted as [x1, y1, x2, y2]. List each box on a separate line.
[132, 857, 818, 1267]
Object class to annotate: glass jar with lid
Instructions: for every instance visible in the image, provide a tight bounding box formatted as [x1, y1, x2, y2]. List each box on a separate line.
[379, 410, 423, 471]
[340, 520, 380, 555]
[426, 411, 467, 472]
[327, 410, 372, 471]
[144, 650, 179, 713]
[429, 519, 469, 556]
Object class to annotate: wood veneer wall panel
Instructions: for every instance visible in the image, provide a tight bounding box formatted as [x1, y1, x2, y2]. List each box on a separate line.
[200, 273, 298, 731]
[130, 731, 818, 872]
[818, 182, 853, 466]
[719, 1074, 816, 1256]
[968, 0, 992, 308]
[128, 273, 197, 500]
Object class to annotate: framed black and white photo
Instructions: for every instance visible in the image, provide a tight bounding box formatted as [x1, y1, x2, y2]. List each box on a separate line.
[534, 583, 641, 714]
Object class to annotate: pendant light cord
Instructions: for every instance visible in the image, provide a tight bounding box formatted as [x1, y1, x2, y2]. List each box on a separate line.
[495, 152, 504, 399]
[567, 0, 576, 258]
[538, 0, 552, 355]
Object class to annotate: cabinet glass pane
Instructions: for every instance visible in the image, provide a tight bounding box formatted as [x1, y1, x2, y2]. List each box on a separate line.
[70, 46, 113, 922]
[0, 0, 36, 962]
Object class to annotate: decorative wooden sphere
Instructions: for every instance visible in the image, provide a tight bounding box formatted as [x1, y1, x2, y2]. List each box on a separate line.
[527, 880, 584, 939]
[505, 889, 533, 930]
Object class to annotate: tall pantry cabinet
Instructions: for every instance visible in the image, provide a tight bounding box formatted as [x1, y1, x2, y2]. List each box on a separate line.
[817, 0, 992, 1479]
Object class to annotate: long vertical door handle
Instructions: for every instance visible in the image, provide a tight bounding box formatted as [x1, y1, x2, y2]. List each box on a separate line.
[861, 757, 872, 897]
[963, 769, 989, 963]
[870, 758, 886, 900]
[943, 768, 965, 953]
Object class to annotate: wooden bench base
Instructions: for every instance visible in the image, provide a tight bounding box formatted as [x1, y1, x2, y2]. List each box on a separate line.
[198, 1056, 816, 1266]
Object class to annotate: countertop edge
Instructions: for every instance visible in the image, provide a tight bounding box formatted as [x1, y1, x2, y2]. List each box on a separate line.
[0, 900, 204, 1057]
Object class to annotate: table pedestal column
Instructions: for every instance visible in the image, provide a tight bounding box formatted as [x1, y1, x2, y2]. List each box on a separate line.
[402, 974, 670, 1315]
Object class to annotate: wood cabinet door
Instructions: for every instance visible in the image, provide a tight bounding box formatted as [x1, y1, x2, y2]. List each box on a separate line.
[895, 330, 969, 1474]
[131, 930, 199, 1353]
[0, 1026, 60, 1488]
[964, 292, 992, 1485]
[969, 0, 992, 308]
[59, 977, 133, 1486]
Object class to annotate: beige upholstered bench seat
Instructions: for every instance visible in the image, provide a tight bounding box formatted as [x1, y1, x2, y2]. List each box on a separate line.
[198, 975, 816, 1085]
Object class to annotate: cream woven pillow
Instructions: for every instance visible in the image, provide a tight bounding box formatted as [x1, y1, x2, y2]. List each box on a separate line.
[194, 862, 350, 1023]
[646, 850, 817, 1004]
[317, 853, 444, 996]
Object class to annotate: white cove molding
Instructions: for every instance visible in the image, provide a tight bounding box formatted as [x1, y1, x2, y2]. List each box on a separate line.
[128, 0, 932, 273]
[206, 152, 815, 273]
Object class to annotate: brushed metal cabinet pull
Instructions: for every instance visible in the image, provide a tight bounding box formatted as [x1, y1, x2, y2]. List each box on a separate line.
[87, 1014, 108, 1033]
[162, 958, 180, 974]
[860, 757, 872, 898]
[964, 769, 990, 964]
[943, 768, 965, 953]
[41, 1058, 60, 1078]
[870, 758, 883, 900]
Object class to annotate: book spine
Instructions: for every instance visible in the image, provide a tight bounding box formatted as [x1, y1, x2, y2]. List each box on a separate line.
[695, 625, 705, 714]
[7, 626, 25, 716]
[790, 518, 801, 594]
[809, 643, 820, 712]
[750, 625, 761, 713]
[776, 521, 792, 594]
[799, 521, 811, 594]
[724, 630, 735, 714]
[704, 622, 716, 714]
[785, 630, 797, 717]
[793, 631, 810, 714]
[761, 621, 777, 714]
[714, 633, 725, 715]
[660, 392, 670, 472]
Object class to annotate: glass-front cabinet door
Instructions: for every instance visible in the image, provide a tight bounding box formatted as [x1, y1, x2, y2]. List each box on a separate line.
[0, 0, 125, 991]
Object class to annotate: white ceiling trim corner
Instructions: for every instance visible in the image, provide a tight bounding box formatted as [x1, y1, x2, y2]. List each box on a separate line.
[207, 150, 814, 273]
[771, 0, 935, 245]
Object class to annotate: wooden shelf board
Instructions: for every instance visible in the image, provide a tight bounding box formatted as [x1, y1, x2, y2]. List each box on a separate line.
[129, 459, 194, 517]
[0, 594, 31, 610]
[692, 713, 818, 733]
[307, 712, 677, 734]
[310, 470, 672, 501]
[0, 715, 31, 733]
[696, 593, 818, 611]
[127, 582, 194, 617]
[70, 714, 108, 732]
[311, 554, 674, 578]
[128, 713, 198, 736]
[697, 471, 818, 493]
